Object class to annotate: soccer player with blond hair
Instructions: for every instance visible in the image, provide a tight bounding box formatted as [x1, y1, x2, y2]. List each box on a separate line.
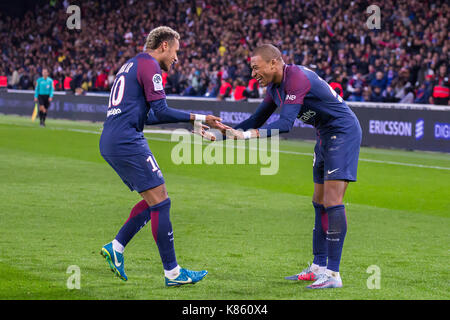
[99, 26, 226, 286]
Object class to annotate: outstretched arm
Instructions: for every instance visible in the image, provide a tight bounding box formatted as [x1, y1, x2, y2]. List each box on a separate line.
[146, 99, 190, 124]
[145, 108, 161, 125]
[145, 99, 227, 132]
[227, 66, 311, 140]
[137, 58, 225, 130]
[234, 98, 278, 131]
[202, 94, 277, 140]
[258, 103, 301, 137]
[226, 103, 301, 139]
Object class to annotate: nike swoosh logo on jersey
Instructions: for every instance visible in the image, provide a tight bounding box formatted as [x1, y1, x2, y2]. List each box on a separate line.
[113, 250, 122, 267]
[327, 168, 339, 175]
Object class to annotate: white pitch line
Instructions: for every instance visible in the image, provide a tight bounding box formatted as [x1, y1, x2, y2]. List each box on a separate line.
[51, 127, 450, 171]
[272, 148, 450, 170]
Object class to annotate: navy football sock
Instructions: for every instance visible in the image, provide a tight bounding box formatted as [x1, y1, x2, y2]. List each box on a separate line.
[312, 201, 328, 267]
[325, 205, 347, 272]
[115, 199, 150, 248]
[150, 198, 178, 271]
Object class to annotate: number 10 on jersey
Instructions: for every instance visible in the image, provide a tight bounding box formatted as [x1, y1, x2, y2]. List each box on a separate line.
[108, 75, 125, 108]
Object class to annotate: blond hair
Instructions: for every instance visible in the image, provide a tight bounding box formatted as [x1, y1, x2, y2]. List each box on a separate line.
[145, 26, 180, 50]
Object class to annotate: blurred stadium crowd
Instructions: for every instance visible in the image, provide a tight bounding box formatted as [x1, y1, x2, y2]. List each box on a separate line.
[0, 0, 449, 105]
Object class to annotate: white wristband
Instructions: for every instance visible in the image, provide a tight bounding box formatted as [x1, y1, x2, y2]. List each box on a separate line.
[194, 114, 206, 122]
[243, 131, 252, 139]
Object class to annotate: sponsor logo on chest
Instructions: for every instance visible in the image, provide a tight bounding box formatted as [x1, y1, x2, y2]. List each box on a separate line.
[298, 110, 316, 122]
[285, 94, 296, 101]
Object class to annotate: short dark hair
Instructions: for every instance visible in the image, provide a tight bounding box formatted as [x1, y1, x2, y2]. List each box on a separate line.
[145, 26, 180, 50]
[252, 44, 282, 62]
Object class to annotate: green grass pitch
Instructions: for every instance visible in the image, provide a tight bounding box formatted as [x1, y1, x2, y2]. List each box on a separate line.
[0, 114, 449, 300]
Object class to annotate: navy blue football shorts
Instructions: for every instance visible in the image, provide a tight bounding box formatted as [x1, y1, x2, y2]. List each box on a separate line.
[313, 121, 362, 184]
[101, 151, 165, 193]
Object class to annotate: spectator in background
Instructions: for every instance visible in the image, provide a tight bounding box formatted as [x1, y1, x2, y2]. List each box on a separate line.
[204, 82, 218, 98]
[430, 63, 450, 105]
[0, 64, 6, 82]
[166, 68, 182, 94]
[247, 78, 259, 98]
[370, 71, 387, 92]
[414, 79, 433, 104]
[232, 79, 247, 101]
[330, 71, 346, 98]
[370, 86, 384, 102]
[386, 66, 397, 87]
[71, 67, 83, 92]
[392, 68, 412, 102]
[0, 0, 448, 105]
[162, 72, 168, 89]
[217, 78, 232, 101]
[383, 85, 398, 103]
[53, 78, 61, 91]
[362, 87, 371, 102]
[197, 71, 209, 96]
[187, 68, 200, 96]
[365, 65, 377, 84]
[9, 68, 20, 89]
[18, 68, 32, 90]
[0, 71, 7, 89]
[81, 74, 92, 92]
[329, 81, 344, 98]
[323, 67, 334, 83]
[400, 86, 415, 103]
[107, 70, 115, 90]
[95, 69, 108, 92]
[63, 72, 72, 92]
[347, 73, 365, 101]
[218, 41, 226, 57]
[349, 64, 359, 77]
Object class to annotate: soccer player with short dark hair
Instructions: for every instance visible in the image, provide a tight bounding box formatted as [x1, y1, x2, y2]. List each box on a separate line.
[223, 44, 362, 289]
[99, 26, 226, 287]
[34, 68, 53, 127]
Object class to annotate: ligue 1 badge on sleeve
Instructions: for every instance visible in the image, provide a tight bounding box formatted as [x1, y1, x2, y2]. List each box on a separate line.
[153, 74, 163, 91]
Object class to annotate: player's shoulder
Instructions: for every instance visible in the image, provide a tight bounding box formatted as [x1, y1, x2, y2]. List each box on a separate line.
[136, 53, 161, 72]
[286, 64, 310, 80]
[134, 53, 165, 93]
[284, 64, 311, 92]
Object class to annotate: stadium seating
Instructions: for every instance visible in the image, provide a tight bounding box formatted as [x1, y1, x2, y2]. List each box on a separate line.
[0, 0, 448, 104]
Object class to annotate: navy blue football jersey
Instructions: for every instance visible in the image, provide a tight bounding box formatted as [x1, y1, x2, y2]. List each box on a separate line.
[263, 64, 358, 135]
[100, 53, 166, 156]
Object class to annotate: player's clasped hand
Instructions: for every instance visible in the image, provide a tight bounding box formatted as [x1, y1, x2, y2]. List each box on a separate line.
[205, 115, 232, 134]
[193, 115, 234, 141]
[225, 128, 244, 140]
[193, 121, 217, 141]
